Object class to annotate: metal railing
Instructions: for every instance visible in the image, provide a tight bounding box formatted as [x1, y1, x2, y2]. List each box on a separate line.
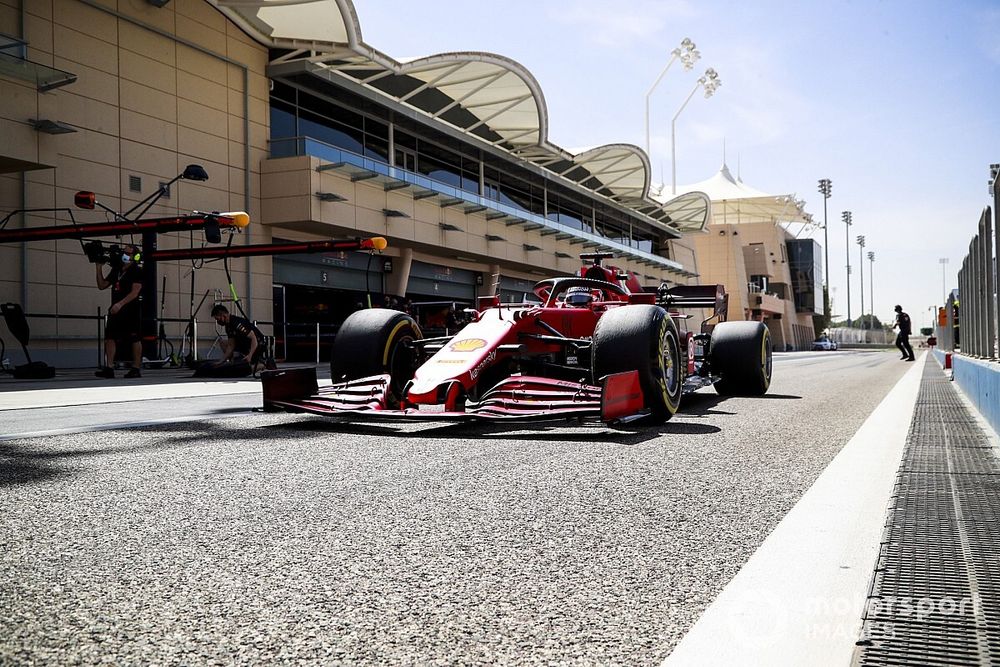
[828, 326, 891, 346]
[951, 168, 998, 360]
[268, 135, 685, 273]
[1, 309, 341, 367]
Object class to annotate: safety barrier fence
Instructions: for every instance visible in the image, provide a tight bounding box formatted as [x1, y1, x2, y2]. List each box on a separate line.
[949, 167, 998, 360]
[827, 326, 891, 346]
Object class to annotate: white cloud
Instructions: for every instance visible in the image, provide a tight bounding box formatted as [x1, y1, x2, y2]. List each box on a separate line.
[546, 0, 698, 47]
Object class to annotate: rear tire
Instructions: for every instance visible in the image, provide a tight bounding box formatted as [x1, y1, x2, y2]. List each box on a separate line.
[710, 321, 772, 396]
[592, 305, 682, 423]
[330, 309, 422, 407]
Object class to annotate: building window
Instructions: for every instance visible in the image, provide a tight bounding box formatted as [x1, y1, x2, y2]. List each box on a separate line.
[268, 80, 670, 260]
[417, 143, 462, 188]
[546, 192, 585, 231]
[299, 110, 364, 154]
[270, 101, 296, 140]
[272, 84, 393, 161]
[395, 146, 417, 171]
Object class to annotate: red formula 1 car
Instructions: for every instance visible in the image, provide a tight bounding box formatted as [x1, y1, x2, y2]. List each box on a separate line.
[262, 253, 772, 424]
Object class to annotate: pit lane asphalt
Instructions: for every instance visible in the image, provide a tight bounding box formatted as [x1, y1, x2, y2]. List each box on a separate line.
[0, 350, 911, 665]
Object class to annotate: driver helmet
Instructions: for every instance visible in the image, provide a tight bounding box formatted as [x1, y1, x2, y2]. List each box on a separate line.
[565, 286, 595, 307]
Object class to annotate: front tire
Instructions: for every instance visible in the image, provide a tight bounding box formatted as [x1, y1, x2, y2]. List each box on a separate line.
[710, 321, 772, 396]
[330, 309, 422, 407]
[592, 305, 683, 423]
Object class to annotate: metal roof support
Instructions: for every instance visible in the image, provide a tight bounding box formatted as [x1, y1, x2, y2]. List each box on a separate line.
[567, 152, 632, 179]
[465, 95, 533, 132]
[399, 61, 469, 102]
[354, 68, 395, 83]
[595, 167, 643, 190]
[431, 71, 508, 118]
[486, 127, 538, 145]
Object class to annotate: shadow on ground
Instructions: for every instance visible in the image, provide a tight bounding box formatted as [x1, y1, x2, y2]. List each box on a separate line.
[0, 416, 307, 488]
[0, 391, 803, 486]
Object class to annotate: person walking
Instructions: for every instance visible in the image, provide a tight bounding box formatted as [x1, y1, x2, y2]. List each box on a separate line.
[893, 304, 915, 361]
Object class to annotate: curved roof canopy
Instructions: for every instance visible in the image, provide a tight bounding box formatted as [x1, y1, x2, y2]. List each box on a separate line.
[210, 0, 709, 235]
[666, 164, 813, 226]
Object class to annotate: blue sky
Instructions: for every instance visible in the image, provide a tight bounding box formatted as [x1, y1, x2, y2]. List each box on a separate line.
[356, 0, 1000, 325]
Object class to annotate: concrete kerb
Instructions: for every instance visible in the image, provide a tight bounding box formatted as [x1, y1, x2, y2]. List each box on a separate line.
[932, 350, 1000, 439]
[665, 353, 926, 666]
[0, 365, 331, 411]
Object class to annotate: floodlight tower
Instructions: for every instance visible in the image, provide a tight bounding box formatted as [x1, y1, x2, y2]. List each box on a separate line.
[843, 211, 853, 325]
[868, 251, 875, 330]
[939, 257, 949, 305]
[645, 38, 699, 158]
[857, 234, 866, 332]
[817, 179, 832, 293]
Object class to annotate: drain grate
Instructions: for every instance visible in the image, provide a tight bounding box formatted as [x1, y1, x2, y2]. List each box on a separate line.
[854, 358, 1000, 666]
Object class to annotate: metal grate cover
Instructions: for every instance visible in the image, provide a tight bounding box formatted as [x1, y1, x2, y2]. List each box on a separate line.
[855, 358, 1000, 666]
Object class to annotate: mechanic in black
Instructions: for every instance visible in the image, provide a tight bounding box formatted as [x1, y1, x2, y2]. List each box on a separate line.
[211, 304, 267, 371]
[893, 304, 915, 361]
[95, 244, 144, 378]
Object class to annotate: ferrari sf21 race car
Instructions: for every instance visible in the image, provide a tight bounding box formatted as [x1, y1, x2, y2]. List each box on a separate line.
[262, 253, 772, 424]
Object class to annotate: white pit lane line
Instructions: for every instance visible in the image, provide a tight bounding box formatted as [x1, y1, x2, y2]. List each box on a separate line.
[666, 352, 926, 667]
[0, 381, 261, 411]
[0, 413, 255, 442]
[0, 378, 333, 411]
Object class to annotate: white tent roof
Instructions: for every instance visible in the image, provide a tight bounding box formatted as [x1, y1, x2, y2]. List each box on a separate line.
[662, 164, 813, 226]
[210, 0, 709, 235]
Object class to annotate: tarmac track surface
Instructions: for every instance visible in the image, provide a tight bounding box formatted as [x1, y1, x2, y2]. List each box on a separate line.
[0, 350, 910, 665]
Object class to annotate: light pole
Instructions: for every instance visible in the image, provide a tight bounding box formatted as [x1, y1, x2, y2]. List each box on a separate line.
[939, 257, 949, 305]
[868, 251, 875, 331]
[857, 235, 866, 334]
[671, 68, 721, 194]
[842, 211, 852, 326]
[645, 38, 699, 159]
[817, 179, 832, 293]
[818, 179, 832, 326]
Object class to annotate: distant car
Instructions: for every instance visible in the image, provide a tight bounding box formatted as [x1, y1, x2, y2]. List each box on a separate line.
[812, 336, 838, 351]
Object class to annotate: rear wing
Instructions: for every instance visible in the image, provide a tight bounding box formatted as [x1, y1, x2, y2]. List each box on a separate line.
[657, 284, 728, 322]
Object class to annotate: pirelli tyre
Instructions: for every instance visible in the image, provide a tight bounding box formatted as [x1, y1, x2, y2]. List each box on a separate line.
[330, 309, 422, 407]
[592, 305, 683, 423]
[710, 321, 772, 396]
